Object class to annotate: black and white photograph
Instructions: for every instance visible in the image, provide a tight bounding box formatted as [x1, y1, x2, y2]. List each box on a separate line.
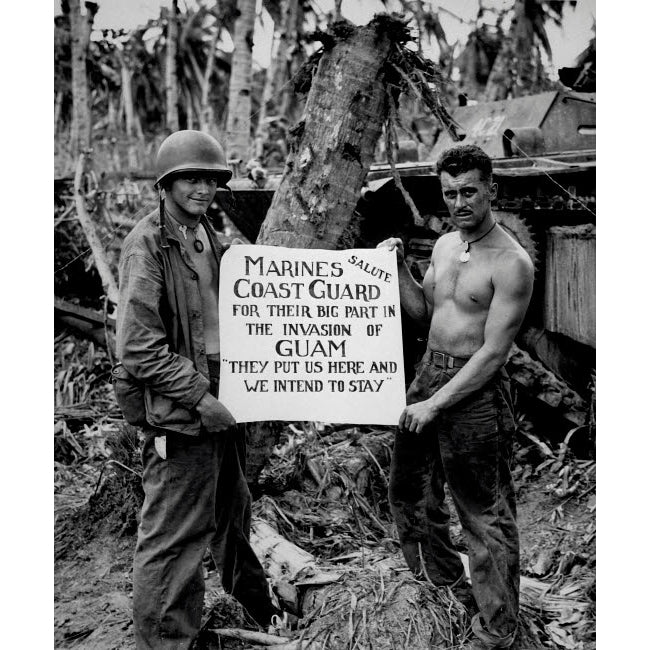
[51, 1, 599, 648]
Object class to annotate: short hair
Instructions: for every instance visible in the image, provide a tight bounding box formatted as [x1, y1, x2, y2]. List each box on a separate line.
[436, 144, 493, 183]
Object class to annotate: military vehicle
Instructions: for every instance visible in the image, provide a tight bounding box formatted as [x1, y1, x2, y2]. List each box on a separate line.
[216, 90, 596, 394]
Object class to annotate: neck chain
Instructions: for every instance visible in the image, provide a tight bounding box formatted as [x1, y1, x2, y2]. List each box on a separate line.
[166, 209, 205, 253]
[458, 221, 497, 263]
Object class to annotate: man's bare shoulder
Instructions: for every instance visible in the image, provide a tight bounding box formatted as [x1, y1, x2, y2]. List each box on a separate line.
[431, 231, 460, 257]
[493, 236, 534, 294]
[495, 230, 534, 273]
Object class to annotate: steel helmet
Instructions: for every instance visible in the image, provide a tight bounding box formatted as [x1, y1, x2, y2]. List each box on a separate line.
[155, 130, 232, 187]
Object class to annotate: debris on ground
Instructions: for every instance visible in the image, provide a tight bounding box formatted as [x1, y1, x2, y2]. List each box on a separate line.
[54, 332, 595, 649]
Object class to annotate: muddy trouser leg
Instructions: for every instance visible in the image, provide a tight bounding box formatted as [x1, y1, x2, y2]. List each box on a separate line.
[208, 425, 279, 626]
[438, 372, 519, 647]
[132, 427, 278, 650]
[388, 364, 465, 585]
[205, 358, 278, 626]
[132, 430, 222, 650]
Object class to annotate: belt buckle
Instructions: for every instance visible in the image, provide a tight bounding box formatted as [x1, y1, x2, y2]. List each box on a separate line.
[432, 351, 445, 368]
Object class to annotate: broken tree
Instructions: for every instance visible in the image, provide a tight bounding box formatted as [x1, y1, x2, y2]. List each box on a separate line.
[256, 15, 458, 250]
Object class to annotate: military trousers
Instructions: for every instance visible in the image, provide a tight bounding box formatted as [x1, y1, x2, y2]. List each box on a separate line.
[389, 354, 519, 648]
[132, 424, 278, 649]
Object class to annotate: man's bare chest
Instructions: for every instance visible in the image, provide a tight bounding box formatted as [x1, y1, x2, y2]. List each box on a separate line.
[427, 255, 494, 309]
[179, 227, 219, 296]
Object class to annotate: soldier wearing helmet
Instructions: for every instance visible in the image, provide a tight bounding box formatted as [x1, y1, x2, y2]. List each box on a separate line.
[115, 131, 281, 648]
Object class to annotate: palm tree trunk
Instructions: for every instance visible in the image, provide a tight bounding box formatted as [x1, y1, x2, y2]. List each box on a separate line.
[164, 1, 180, 132]
[333, 0, 343, 21]
[257, 21, 393, 249]
[200, 25, 221, 134]
[484, 0, 537, 100]
[54, 91, 63, 135]
[254, 18, 280, 160]
[484, 41, 512, 101]
[107, 93, 118, 133]
[186, 92, 194, 129]
[253, 0, 301, 159]
[225, 0, 256, 166]
[69, 0, 98, 156]
[190, 91, 202, 130]
[457, 32, 488, 100]
[134, 105, 145, 140]
[117, 52, 138, 138]
[254, 56, 275, 159]
[273, 0, 299, 119]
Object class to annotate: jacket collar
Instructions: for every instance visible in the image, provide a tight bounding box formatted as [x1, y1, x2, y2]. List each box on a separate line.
[160, 207, 216, 245]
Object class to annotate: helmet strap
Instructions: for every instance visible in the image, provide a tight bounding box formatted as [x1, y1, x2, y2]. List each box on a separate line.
[158, 189, 170, 249]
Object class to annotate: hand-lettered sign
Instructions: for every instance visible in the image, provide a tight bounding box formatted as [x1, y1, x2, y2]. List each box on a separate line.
[218, 245, 406, 425]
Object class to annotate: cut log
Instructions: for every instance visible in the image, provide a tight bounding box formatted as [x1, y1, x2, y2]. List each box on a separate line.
[251, 519, 348, 588]
[252, 519, 321, 582]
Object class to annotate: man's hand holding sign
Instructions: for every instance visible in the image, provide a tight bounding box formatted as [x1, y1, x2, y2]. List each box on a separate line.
[376, 237, 443, 434]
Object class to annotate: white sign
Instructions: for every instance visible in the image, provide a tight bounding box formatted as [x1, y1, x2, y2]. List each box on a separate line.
[218, 245, 406, 425]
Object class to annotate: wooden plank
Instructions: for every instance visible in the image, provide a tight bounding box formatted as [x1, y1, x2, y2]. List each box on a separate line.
[544, 224, 595, 347]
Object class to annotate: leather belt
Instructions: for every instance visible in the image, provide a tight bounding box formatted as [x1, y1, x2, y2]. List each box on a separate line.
[428, 350, 469, 369]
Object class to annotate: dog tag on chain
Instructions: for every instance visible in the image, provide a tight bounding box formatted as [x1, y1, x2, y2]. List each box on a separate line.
[459, 250, 470, 262]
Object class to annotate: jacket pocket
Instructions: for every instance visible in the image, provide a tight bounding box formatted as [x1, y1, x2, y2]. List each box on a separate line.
[144, 387, 201, 434]
[111, 363, 147, 426]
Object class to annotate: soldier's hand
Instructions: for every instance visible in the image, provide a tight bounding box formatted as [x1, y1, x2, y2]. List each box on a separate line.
[376, 237, 405, 265]
[399, 398, 440, 434]
[196, 392, 236, 432]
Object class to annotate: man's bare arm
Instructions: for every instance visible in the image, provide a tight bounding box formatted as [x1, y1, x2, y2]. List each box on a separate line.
[377, 237, 433, 325]
[400, 251, 533, 432]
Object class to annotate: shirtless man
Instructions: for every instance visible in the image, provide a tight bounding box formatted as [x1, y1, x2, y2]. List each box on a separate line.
[116, 130, 279, 649]
[378, 144, 534, 649]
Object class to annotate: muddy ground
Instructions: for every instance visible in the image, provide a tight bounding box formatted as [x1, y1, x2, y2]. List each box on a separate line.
[54, 335, 595, 649]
